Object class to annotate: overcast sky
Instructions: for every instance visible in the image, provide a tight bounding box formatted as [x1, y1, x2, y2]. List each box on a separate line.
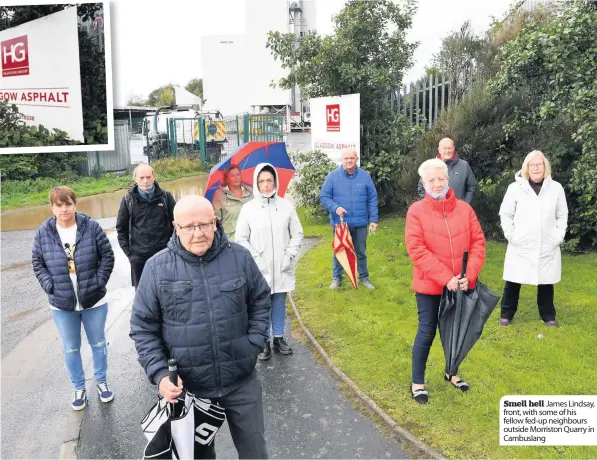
[108, 0, 515, 106]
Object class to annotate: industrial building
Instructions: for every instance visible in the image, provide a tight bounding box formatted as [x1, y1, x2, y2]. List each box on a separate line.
[201, 0, 316, 116]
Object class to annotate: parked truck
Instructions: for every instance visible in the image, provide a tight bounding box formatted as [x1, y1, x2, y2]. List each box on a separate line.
[141, 107, 227, 161]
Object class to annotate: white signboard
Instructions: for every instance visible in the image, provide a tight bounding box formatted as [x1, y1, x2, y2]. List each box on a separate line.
[310, 93, 360, 164]
[0, 7, 84, 143]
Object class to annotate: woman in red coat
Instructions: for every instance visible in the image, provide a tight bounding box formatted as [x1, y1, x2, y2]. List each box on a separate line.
[405, 158, 486, 404]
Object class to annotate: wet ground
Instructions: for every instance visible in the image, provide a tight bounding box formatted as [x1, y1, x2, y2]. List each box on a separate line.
[0, 176, 209, 232]
[0, 133, 311, 232]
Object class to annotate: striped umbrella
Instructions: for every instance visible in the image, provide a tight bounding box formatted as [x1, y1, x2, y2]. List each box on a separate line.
[204, 142, 295, 202]
[333, 217, 359, 289]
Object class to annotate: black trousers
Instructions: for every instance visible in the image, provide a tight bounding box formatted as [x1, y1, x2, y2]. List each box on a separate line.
[500, 281, 556, 322]
[130, 261, 147, 289]
[412, 293, 442, 384]
[203, 374, 268, 459]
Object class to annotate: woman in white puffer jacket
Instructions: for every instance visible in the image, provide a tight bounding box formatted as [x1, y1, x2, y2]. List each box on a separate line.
[236, 163, 304, 360]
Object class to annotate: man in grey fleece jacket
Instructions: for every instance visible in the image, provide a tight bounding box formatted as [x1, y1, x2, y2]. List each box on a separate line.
[417, 137, 478, 203]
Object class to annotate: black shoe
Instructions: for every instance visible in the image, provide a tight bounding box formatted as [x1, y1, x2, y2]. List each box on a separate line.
[258, 341, 272, 361]
[411, 387, 429, 404]
[444, 374, 470, 392]
[273, 337, 293, 355]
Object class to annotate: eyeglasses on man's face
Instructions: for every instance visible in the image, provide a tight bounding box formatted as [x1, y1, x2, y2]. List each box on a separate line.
[177, 219, 215, 235]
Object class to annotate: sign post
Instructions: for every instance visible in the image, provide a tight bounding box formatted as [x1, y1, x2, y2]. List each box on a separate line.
[0, 7, 84, 142]
[310, 94, 360, 165]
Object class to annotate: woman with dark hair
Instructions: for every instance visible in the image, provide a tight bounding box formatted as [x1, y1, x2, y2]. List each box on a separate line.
[32, 186, 115, 411]
[236, 163, 304, 360]
[212, 165, 253, 241]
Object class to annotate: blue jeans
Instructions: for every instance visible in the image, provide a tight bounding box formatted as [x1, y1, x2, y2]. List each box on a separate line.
[332, 225, 369, 281]
[52, 303, 108, 390]
[267, 293, 287, 338]
[412, 294, 442, 384]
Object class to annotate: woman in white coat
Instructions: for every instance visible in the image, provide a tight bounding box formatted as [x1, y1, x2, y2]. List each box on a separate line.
[499, 150, 568, 327]
[236, 163, 304, 360]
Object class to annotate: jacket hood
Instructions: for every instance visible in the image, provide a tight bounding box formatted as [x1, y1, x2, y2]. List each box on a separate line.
[253, 163, 279, 200]
[167, 218, 229, 263]
[515, 170, 553, 186]
[222, 183, 253, 199]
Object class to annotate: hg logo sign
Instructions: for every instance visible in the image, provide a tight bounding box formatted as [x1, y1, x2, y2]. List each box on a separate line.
[326, 104, 340, 132]
[1, 35, 30, 77]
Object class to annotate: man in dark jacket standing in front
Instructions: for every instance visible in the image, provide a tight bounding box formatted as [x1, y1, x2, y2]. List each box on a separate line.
[116, 164, 176, 289]
[130, 195, 271, 459]
[417, 137, 478, 203]
[320, 148, 379, 290]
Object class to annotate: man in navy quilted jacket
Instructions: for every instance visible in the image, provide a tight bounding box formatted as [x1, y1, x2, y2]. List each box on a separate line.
[320, 148, 379, 290]
[130, 195, 271, 459]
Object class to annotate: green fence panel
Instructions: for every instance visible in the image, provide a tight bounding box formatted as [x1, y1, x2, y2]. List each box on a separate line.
[243, 114, 250, 143]
[199, 120, 207, 167]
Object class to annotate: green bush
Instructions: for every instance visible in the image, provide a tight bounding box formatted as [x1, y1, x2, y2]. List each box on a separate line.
[362, 115, 423, 210]
[289, 150, 336, 216]
[152, 157, 205, 179]
[405, 79, 588, 251]
[474, 171, 514, 241]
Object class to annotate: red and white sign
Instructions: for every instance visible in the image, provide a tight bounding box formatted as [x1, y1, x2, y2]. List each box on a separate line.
[0, 8, 84, 143]
[311, 94, 360, 164]
[1, 35, 30, 77]
[326, 104, 340, 132]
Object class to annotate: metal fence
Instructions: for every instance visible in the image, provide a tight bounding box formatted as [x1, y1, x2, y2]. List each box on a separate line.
[163, 113, 285, 165]
[391, 69, 481, 128]
[83, 120, 130, 176]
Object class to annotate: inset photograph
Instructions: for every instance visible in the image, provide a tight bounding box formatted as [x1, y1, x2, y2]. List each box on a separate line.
[0, 2, 113, 153]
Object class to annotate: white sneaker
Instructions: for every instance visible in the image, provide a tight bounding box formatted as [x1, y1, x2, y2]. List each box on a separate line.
[361, 279, 375, 289]
[97, 382, 114, 403]
[72, 389, 88, 411]
[330, 279, 341, 289]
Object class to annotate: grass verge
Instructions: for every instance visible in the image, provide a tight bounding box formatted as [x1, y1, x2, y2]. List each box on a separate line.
[294, 209, 597, 459]
[1, 158, 206, 211]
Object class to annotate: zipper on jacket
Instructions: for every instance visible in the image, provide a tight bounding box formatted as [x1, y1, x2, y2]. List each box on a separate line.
[442, 201, 456, 274]
[199, 261, 222, 397]
[268, 198, 275, 292]
[73, 222, 85, 310]
[54, 219, 82, 310]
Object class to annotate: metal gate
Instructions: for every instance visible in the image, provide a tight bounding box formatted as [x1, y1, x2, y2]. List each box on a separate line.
[166, 113, 285, 166]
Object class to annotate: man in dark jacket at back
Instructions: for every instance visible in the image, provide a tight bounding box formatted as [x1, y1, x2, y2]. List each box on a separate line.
[116, 163, 176, 289]
[417, 137, 478, 203]
[130, 195, 271, 459]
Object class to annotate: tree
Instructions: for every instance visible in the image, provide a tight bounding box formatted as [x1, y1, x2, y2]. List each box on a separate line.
[185, 78, 204, 100]
[490, 0, 597, 250]
[0, 101, 85, 179]
[432, 21, 488, 103]
[0, 4, 108, 145]
[126, 93, 148, 106]
[266, 0, 417, 161]
[146, 85, 175, 107]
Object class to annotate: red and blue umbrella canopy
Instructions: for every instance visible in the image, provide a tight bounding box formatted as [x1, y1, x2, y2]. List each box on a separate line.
[204, 142, 295, 202]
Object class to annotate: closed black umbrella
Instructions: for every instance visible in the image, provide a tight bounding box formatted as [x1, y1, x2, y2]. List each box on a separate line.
[438, 252, 501, 377]
[141, 359, 226, 459]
